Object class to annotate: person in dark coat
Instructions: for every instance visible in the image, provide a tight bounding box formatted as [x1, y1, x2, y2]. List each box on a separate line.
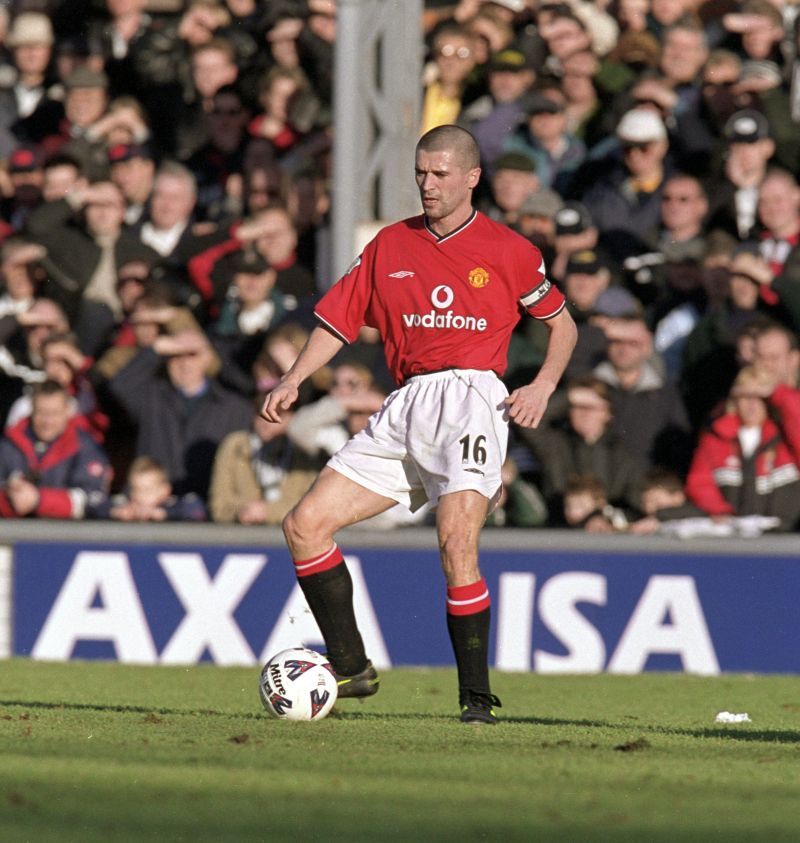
[107, 326, 252, 499]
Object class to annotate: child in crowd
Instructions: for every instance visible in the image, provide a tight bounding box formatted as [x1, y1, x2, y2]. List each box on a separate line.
[563, 474, 630, 532]
[91, 456, 207, 521]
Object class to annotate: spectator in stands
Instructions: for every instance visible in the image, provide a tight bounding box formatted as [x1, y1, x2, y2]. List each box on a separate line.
[25, 179, 158, 354]
[594, 315, 693, 473]
[208, 246, 287, 396]
[5, 330, 109, 443]
[681, 249, 780, 427]
[1, 144, 45, 232]
[549, 200, 608, 283]
[0, 296, 67, 426]
[107, 326, 251, 499]
[39, 66, 117, 181]
[0, 378, 111, 518]
[287, 361, 386, 460]
[93, 454, 208, 521]
[186, 84, 251, 220]
[562, 474, 629, 533]
[459, 47, 537, 178]
[513, 188, 562, 255]
[0, 237, 44, 319]
[421, 23, 478, 135]
[753, 168, 800, 278]
[208, 398, 319, 524]
[752, 320, 800, 388]
[685, 364, 800, 530]
[656, 174, 709, 263]
[627, 468, 705, 534]
[515, 373, 642, 523]
[174, 36, 240, 162]
[0, 13, 60, 144]
[581, 107, 673, 263]
[41, 153, 84, 203]
[108, 141, 156, 229]
[503, 85, 586, 195]
[481, 150, 539, 227]
[248, 65, 319, 157]
[706, 109, 775, 241]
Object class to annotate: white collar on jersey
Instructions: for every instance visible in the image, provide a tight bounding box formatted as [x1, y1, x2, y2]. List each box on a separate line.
[423, 209, 477, 243]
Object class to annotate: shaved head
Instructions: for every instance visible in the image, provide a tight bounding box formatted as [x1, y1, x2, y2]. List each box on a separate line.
[417, 125, 480, 171]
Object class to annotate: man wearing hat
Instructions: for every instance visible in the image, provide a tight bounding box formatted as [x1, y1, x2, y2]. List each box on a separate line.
[0, 13, 61, 143]
[514, 187, 562, 251]
[580, 106, 673, 263]
[502, 84, 586, 195]
[705, 108, 774, 241]
[1, 143, 44, 230]
[39, 66, 112, 181]
[108, 142, 156, 228]
[459, 47, 537, 177]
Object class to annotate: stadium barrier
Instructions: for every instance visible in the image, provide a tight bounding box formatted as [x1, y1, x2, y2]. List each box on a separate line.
[2, 520, 799, 674]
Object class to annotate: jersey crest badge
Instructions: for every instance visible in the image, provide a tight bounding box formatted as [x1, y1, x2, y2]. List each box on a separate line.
[468, 267, 490, 288]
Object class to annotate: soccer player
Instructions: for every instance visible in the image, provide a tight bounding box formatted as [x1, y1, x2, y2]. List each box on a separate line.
[261, 125, 577, 724]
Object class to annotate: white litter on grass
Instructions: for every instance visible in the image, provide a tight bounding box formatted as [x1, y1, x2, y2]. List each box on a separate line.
[715, 711, 751, 723]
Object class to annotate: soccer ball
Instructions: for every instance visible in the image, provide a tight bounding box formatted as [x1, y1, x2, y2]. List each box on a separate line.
[259, 647, 338, 721]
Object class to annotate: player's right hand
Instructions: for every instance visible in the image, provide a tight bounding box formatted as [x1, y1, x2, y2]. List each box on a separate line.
[260, 382, 299, 422]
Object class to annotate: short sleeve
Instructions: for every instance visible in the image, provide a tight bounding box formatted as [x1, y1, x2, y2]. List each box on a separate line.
[314, 240, 377, 343]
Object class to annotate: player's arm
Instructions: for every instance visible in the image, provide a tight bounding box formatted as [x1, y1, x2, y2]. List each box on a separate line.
[506, 308, 577, 428]
[260, 326, 345, 422]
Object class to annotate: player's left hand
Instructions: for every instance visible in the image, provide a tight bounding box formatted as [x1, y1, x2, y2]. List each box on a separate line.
[504, 383, 552, 428]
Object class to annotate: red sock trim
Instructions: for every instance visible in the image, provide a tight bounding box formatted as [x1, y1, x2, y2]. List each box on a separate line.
[447, 578, 491, 616]
[293, 544, 344, 578]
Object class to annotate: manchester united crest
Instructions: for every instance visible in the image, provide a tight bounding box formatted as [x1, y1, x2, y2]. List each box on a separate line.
[468, 267, 490, 288]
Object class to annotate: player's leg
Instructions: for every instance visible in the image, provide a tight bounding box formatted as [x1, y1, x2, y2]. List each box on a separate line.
[437, 490, 502, 724]
[283, 466, 396, 695]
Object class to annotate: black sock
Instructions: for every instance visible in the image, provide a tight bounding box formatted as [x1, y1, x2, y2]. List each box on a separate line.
[447, 607, 491, 697]
[298, 562, 368, 677]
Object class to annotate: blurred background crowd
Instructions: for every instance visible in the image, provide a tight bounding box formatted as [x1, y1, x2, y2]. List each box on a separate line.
[2, 0, 800, 535]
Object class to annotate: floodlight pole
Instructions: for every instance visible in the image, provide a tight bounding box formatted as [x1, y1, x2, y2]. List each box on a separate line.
[330, 0, 423, 283]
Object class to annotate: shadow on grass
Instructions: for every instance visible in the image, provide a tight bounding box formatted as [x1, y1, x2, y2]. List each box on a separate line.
[0, 699, 262, 720]
[3, 699, 799, 743]
[337, 710, 800, 742]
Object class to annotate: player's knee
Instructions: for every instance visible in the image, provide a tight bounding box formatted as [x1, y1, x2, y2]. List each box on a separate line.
[283, 501, 325, 549]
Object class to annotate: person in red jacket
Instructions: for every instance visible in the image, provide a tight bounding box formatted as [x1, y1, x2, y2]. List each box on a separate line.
[0, 379, 111, 518]
[685, 364, 800, 530]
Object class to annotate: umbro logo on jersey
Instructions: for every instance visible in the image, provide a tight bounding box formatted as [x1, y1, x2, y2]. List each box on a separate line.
[388, 270, 415, 278]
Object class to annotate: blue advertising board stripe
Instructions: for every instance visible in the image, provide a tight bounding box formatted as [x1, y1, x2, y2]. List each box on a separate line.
[11, 542, 800, 673]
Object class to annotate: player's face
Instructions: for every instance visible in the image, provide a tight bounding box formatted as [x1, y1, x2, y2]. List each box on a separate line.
[415, 147, 480, 230]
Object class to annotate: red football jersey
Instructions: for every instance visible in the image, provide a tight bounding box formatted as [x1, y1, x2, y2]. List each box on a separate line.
[315, 210, 565, 385]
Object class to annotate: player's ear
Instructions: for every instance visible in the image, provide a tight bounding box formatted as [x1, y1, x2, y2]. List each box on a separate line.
[467, 167, 481, 189]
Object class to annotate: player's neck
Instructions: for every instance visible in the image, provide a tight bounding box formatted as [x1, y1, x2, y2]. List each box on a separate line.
[425, 205, 475, 238]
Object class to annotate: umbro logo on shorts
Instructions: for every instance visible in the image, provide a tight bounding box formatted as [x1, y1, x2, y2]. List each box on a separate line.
[464, 467, 485, 476]
[388, 270, 415, 278]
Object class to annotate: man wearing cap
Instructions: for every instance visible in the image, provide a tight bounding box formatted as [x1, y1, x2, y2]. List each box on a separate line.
[1, 144, 44, 230]
[502, 84, 586, 195]
[459, 47, 537, 177]
[580, 106, 673, 263]
[39, 66, 112, 181]
[514, 188, 563, 249]
[108, 142, 156, 228]
[706, 108, 774, 240]
[0, 13, 61, 142]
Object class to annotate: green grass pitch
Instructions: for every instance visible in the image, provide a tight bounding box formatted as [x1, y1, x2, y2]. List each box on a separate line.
[1, 659, 799, 842]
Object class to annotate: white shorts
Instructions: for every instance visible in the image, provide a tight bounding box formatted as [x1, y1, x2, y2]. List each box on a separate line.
[327, 369, 509, 511]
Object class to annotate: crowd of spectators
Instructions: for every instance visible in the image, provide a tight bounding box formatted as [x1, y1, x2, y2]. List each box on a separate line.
[2, 0, 800, 536]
